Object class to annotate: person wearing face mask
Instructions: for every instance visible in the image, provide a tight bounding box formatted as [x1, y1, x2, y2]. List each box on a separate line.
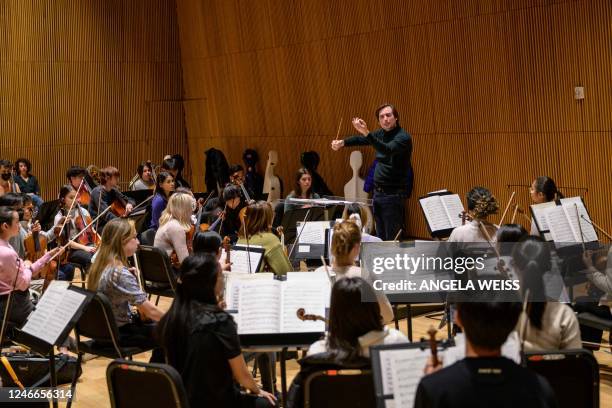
[0, 160, 20, 196]
[331, 104, 413, 241]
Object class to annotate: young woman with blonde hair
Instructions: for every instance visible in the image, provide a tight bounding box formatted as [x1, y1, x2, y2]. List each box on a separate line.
[154, 191, 195, 267]
[88, 218, 164, 360]
[315, 220, 394, 323]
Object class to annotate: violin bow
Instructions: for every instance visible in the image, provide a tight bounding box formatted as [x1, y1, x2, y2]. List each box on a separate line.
[57, 178, 85, 239]
[498, 191, 516, 226]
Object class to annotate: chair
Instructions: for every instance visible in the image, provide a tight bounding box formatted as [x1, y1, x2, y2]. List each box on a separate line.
[107, 359, 189, 408]
[136, 245, 177, 305]
[577, 311, 612, 350]
[525, 349, 599, 408]
[75, 292, 154, 360]
[303, 369, 376, 408]
[139, 228, 157, 246]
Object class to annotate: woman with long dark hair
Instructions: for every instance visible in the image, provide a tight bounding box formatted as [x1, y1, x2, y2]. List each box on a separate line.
[529, 176, 564, 236]
[149, 171, 175, 230]
[513, 236, 580, 350]
[157, 254, 276, 408]
[307, 277, 407, 359]
[283, 168, 320, 213]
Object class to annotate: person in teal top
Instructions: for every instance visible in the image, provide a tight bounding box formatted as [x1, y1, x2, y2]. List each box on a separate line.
[237, 201, 292, 275]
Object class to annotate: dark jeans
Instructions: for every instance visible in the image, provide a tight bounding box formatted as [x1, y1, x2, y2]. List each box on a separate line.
[68, 248, 93, 273]
[118, 321, 165, 363]
[373, 190, 407, 241]
[0, 290, 33, 329]
[573, 301, 611, 345]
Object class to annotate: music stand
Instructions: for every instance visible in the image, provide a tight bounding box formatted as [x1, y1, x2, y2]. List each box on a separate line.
[37, 199, 61, 231]
[14, 282, 94, 408]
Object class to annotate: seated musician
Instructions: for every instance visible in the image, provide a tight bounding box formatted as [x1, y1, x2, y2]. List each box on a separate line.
[342, 203, 381, 243]
[157, 254, 276, 408]
[162, 155, 190, 189]
[54, 184, 98, 273]
[21, 194, 75, 281]
[193, 230, 232, 271]
[529, 176, 563, 235]
[0, 206, 61, 327]
[579, 246, 612, 345]
[0, 193, 27, 257]
[0, 159, 20, 196]
[307, 277, 407, 358]
[448, 186, 499, 244]
[513, 236, 581, 351]
[314, 221, 393, 323]
[131, 160, 156, 191]
[229, 164, 255, 201]
[414, 298, 556, 408]
[201, 184, 243, 243]
[13, 158, 43, 208]
[89, 166, 134, 232]
[287, 277, 407, 408]
[236, 201, 292, 275]
[87, 218, 164, 361]
[66, 165, 93, 207]
[150, 172, 175, 230]
[283, 168, 320, 213]
[154, 192, 195, 267]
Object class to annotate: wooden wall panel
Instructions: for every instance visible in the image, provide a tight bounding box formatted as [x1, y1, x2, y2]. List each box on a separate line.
[0, 0, 186, 198]
[178, 0, 612, 239]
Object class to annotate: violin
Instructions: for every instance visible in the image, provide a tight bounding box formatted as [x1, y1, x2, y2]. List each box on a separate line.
[427, 326, 440, 367]
[74, 205, 100, 246]
[296, 308, 327, 323]
[54, 210, 73, 266]
[23, 210, 58, 289]
[76, 188, 91, 207]
[110, 190, 129, 217]
[222, 236, 231, 270]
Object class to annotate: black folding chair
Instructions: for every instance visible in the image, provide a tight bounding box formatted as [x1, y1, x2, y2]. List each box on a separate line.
[107, 359, 189, 408]
[303, 368, 376, 408]
[525, 349, 599, 408]
[139, 228, 157, 246]
[136, 245, 177, 305]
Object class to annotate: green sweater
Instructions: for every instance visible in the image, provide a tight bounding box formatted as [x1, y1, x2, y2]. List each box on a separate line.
[236, 232, 292, 275]
[344, 126, 412, 190]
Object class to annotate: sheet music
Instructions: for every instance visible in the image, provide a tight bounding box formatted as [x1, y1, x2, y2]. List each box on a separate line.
[297, 221, 330, 244]
[561, 201, 598, 243]
[229, 248, 264, 273]
[280, 280, 326, 333]
[22, 281, 86, 345]
[385, 400, 396, 408]
[236, 280, 281, 334]
[545, 205, 577, 242]
[530, 201, 556, 232]
[390, 349, 429, 408]
[224, 273, 274, 310]
[419, 196, 452, 232]
[378, 349, 411, 394]
[440, 194, 465, 228]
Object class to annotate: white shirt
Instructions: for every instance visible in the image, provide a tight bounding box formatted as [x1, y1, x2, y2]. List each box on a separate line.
[307, 327, 408, 358]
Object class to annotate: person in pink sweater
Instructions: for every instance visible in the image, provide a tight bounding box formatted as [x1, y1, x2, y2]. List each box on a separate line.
[0, 206, 62, 328]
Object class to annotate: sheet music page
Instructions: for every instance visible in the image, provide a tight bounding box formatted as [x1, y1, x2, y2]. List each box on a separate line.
[378, 349, 411, 395]
[280, 279, 326, 333]
[545, 205, 577, 243]
[236, 279, 281, 334]
[419, 196, 451, 232]
[224, 273, 274, 310]
[561, 200, 598, 243]
[229, 248, 264, 273]
[22, 281, 86, 345]
[390, 349, 429, 408]
[440, 194, 465, 228]
[297, 221, 330, 244]
[385, 400, 396, 408]
[530, 201, 556, 232]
